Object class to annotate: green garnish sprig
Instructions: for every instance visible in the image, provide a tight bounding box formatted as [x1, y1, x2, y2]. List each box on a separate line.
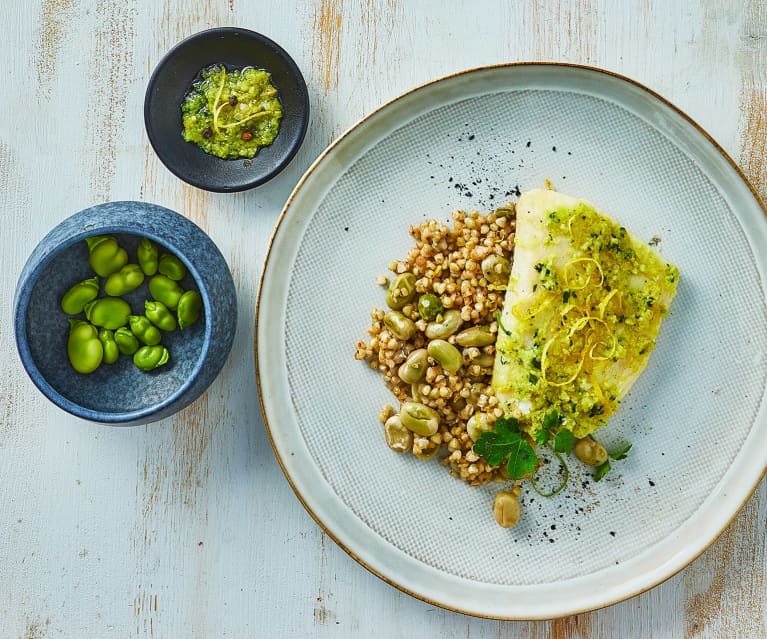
[473, 409, 632, 490]
[472, 416, 537, 479]
[593, 440, 632, 481]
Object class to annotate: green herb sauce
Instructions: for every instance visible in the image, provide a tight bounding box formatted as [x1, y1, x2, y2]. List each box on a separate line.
[181, 65, 282, 160]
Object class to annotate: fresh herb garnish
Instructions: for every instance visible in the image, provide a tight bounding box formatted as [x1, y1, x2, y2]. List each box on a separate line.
[495, 311, 512, 336]
[591, 439, 632, 480]
[594, 460, 611, 481]
[542, 409, 561, 431]
[608, 441, 632, 460]
[535, 409, 561, 445]
[473, 417, 537, 479]
[529, 451, 570, 497]
[552, 429, 575, 453]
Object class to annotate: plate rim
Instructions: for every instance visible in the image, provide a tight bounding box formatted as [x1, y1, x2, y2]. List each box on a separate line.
[255, 62, 767, 619]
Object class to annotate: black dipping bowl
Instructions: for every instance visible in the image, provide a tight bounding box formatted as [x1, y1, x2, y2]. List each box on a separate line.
[145, 27, 309, 192]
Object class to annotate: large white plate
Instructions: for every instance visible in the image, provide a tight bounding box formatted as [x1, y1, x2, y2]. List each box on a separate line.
[256, 64, 767, 619]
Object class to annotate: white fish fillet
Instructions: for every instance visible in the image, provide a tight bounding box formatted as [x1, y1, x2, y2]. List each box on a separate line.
[492, 189, 679, 438]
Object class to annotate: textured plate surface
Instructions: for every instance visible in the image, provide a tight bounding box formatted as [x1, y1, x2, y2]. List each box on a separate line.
[257, 64, 767, 618]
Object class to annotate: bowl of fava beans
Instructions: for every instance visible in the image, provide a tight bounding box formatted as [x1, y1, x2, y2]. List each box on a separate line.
[13, 201, 237, 425]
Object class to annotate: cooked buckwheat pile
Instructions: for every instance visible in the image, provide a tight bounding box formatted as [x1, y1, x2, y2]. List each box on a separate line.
[355, 204, 516, 485]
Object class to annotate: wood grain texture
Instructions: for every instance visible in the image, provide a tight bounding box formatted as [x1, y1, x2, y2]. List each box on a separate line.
[0, 0, 765, 637]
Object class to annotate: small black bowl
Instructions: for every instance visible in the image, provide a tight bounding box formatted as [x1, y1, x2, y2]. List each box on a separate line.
[145, 27, 309, 192]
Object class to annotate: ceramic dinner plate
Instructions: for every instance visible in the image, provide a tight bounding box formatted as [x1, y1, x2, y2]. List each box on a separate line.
[256, 64, 767, 619]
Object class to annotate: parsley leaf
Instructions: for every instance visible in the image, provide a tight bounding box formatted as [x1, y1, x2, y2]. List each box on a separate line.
[473, 416, 537, 479]
[553, 429, 575, 453]
[593, 460, 611, 481]
[533, 409, 561, 445]
[608, 441, 632, 460]
[505, 438, 538, 479]
[542, 410, 561, 431]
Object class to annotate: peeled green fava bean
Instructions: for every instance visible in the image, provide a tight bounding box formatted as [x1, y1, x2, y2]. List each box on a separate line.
[104, 263, 145, 296]
[145, 300, 177, 331]
[83, 297, 132, 330]
[383, 311, 415, 340]
[425, 309, 462, 339]
[86, 235, 128, 277]
[133, 345, 170, 372]
[417, 293, 443, 321]
[385, 273, 416, 310]
[128, 315, 162, 346]
[114, 327, 140, 355]
[397, 348, 428, 384]
[67, 320, 103, 374]
[399, 401, 440, 437]
[177, 290, 202, 330]
[60, 276, 100, 315]
[148, 275, 184, 310]
[137, 237, 159, 276]
[455, 325, 495, 347]
[481, 254, 511, 285]
[427, 339, 462, 374]
[158, 253, 187, 281]
[98, 329, 120, 365]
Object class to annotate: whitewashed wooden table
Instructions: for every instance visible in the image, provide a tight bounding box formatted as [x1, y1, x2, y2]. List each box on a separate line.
[2, 1, 765, 637]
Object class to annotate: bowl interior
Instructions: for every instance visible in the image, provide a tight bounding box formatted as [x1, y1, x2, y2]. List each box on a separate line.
[26, 233, 206, 414]
[145, 28, 309, 192]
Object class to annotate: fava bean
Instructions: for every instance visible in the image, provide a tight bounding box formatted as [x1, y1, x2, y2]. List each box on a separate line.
[137, 238, 159, 276]
[133, 345, 169, 372]
[148, 275, 183, 310]
[158, 253, 187, 281]
[177, 291, 202, 330]
[383, 311, 415, 340]
[98, 329, 119, 365]
[383, 415, 412, 453]
[481, 254, 511, 285]
[60, 276, 100, 315]
[455, 325, 495, 347]
[493, 489, 521, 528]
[399, 401, 439, 437]
[424, 309, 462, 339]
[417, 293, 443, 321]
[67, 319, 103, 374]
[83, 297, 132, 330]
[573, 438, 608, 467]
[104, 263, 145, 296]
[385, 272, 416, 310]
[114, 327, 139, 355]
[427, 339, 462, 374]
[469, 351, 495, 368]
[145, 300, 177, 331]
[86, 236, 128, 277]
[466, 413, 491, 442]
[397, 349, 428, 384]
[128, 315, 162, 346]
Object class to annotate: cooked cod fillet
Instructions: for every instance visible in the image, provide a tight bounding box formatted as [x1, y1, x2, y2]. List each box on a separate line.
[492, 189, 679, 438]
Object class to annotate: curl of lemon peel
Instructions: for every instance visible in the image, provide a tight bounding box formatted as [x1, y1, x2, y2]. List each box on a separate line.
[211, 67, 228, 134]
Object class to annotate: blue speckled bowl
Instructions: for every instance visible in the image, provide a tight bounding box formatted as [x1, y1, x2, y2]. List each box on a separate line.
[13, 201, 237, 426]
